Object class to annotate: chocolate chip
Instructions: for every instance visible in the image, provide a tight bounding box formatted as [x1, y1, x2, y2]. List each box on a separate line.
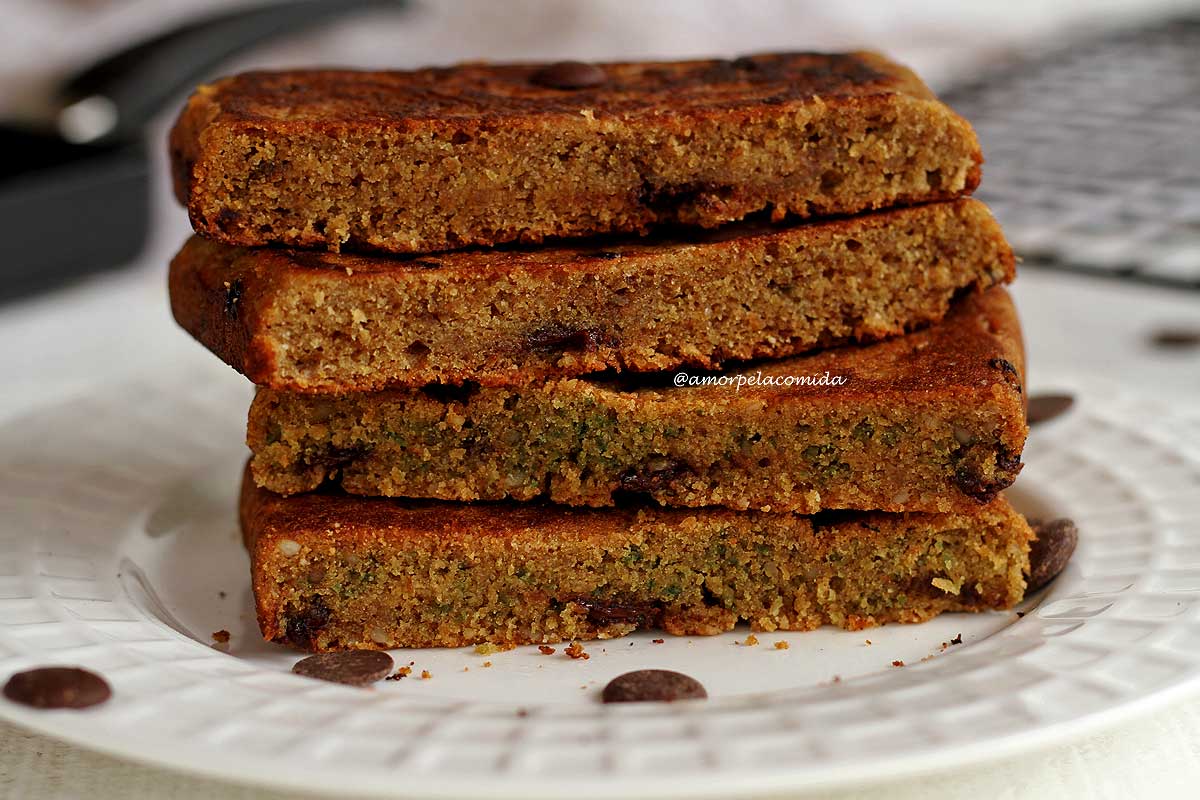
[525, 323, 612, 354]
[639, 179, 732, 213]
[1026, 393, 1075, 426]
[1027, 518, 1078, 592]
[306, 444, 369, 470]
[618, 457, 689, 494]
[529, 61, 607, 90]
[283, 595, 332, 650]
[570, 597, 663, 628]
[292, 650, 394, 686]
[1149, 327, 1200, 349]
[602, 669, 707, 703]
[3, 667, 111, 709]
[214, 208, 240, 234]
[988, 357, 1022, 393]
[952, 446, 1022, 503]
[223, 279, 243, 320]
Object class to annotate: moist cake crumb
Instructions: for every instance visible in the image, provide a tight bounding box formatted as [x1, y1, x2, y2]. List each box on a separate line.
[168, 199, 1013, 392]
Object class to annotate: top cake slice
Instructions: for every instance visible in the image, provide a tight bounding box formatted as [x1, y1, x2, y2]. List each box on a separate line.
[170, 51, 982, 254]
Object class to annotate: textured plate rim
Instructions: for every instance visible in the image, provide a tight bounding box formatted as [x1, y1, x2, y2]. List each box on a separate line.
[4, 655, 1199, 799]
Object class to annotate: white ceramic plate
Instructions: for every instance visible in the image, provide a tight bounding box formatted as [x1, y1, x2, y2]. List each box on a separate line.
[1, 372, 1198, 798]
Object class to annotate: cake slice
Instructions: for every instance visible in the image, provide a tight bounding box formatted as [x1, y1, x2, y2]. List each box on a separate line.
[170, 199, 1013, 392]
[170, 51, 981, 254]
[241, 469, 1031, 652]
[249, 287, 1027, 514]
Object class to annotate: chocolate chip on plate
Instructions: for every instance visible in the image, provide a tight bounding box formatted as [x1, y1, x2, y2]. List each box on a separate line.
[602, 669, 707, 703]
[3, 667, 111, 709]
[1027, 518, 1079, 592]
[292, 650, 394, 687]
[1026, 393, 1075, 426]
[530, 61, 607, 90]
[1149, 327, 1200, 349]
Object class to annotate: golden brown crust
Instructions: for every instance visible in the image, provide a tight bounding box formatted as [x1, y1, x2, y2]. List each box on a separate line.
[169, 51, 981, 253]
[169, 199, 1014, 391]
[185, 51, 938, 130]
[248, 288, 1028, 514]
[240, 469, 1031, 651]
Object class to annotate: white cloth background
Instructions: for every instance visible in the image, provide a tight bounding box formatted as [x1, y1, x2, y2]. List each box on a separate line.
[2, 1, 1200, 798]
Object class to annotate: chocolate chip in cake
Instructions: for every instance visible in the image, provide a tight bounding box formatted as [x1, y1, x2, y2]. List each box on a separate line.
[3, 667, 111, 709]
[602, 669, 707, 703]
[951, 446, 1022, 503]
[1026, 393, 1075, 426]
[618, 456, 689, 494]
[571, 597, 663, 628]
[214, 208, 241, 234]
[525, 323, 612, 354]
[292, 650, 394, 687]
[283, 595, 332, 650]
[987, 357, 1022, 393]
[530, 61, 607, 90]
[1027, 518, 1078, 592]
[306, 444, 370, 470]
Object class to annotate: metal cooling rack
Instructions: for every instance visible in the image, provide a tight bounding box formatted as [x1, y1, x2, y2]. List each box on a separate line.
[943, 17, 1200, 289]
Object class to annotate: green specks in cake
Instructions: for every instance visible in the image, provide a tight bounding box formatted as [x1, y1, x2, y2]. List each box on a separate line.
[851, 419, 875, 442]
[802, 442, 850, 481]
[879, 426, 903, 448]
[802, 443, 835, 462]
[621, 544, 644, 566]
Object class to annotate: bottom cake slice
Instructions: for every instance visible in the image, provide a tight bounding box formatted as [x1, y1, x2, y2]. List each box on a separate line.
[240, 468, 1031, 652]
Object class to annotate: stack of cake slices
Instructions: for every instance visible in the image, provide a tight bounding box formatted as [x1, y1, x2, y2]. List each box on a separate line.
[168, 52, 1032, 652]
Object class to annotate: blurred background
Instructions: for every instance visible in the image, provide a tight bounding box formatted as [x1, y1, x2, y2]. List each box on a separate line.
[1, 0, 1197, 404]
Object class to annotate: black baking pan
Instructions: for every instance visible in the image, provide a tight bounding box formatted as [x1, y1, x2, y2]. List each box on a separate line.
[0, 0, 407, 304]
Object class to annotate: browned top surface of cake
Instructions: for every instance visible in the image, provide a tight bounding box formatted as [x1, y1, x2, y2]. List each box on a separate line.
[170, 50, 980, 253]
[186, 51, 934, 129]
